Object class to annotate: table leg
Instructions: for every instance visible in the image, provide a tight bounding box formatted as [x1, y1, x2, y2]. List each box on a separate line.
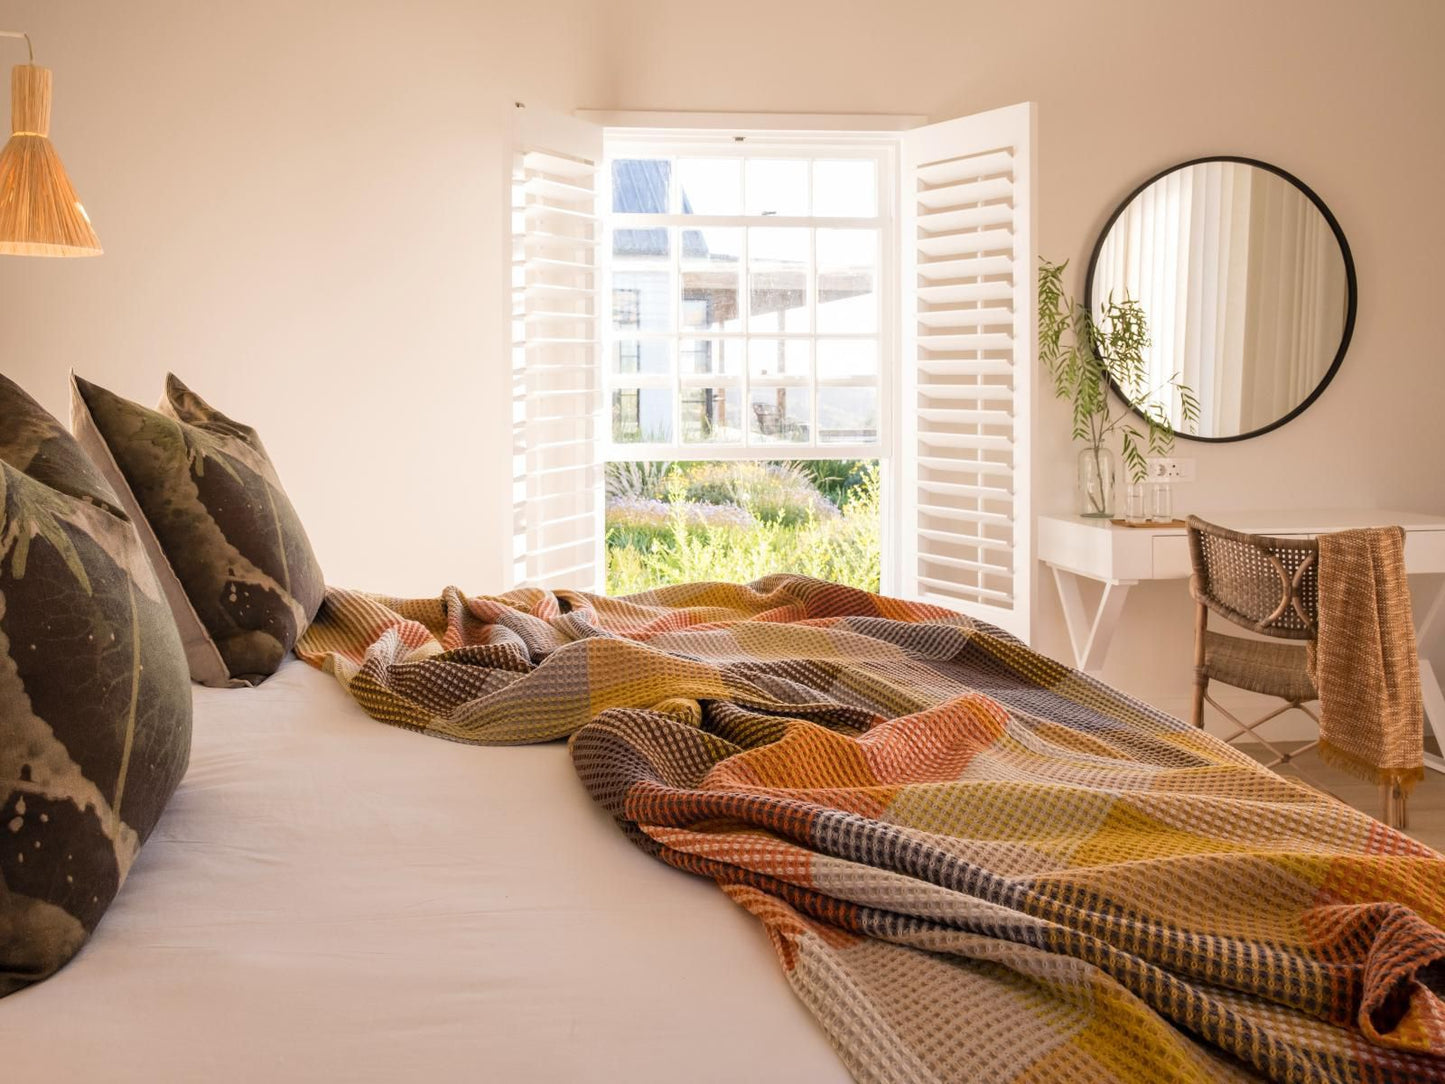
[1419, 666, 1445, 775]
[1049, 566, 1134, 675]
[1414, 576, 1445, 775]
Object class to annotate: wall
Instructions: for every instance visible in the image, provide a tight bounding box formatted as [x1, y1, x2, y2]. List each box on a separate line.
[0, 0, 608, 594]
[1, 1, 1440, 719]
[593, 0, 1445, 720]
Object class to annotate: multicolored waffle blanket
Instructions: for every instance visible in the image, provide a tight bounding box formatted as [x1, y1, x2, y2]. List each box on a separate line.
[296, 575, 1445, 1083]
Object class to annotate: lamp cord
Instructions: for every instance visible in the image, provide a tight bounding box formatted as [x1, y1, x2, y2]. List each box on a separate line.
[0, 31, 34, 64]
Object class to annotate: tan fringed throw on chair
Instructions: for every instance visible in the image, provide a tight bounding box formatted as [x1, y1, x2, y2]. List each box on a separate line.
[1188, 518, 1423, 829]
[1308, 527, 1425, 811]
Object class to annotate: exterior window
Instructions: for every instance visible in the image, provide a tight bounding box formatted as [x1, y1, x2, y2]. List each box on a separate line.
[603, 142, 891, 456]
[613, 288, 641, 331]
[600, 136, 894, 598]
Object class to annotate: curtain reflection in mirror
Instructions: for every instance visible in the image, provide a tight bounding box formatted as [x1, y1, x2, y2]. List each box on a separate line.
[1095, 162, 1347, 437]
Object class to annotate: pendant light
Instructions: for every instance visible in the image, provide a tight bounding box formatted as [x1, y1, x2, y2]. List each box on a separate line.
[0, 31, 101, 256]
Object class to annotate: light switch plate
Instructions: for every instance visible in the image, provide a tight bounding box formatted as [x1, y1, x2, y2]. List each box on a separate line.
[1145, 457, 1196, 483]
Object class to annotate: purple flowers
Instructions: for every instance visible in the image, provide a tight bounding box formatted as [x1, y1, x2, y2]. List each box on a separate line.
[606, 496, 757, 530]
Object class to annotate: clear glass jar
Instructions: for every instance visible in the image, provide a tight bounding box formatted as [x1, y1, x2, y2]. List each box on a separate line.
[1151, 482, 1174, 522]
[1125, 482, 1147, 523]
[1077, 446, 1116, 518]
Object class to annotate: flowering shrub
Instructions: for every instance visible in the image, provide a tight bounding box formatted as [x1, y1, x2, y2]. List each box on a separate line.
[605, 460, 880, 596]
[606, 495, 756, 530]
[605, 460, 674, 502]
[673, 461, 838, 525]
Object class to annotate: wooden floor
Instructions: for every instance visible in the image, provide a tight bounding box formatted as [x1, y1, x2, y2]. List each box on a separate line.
[1242, 744, 1445, 853]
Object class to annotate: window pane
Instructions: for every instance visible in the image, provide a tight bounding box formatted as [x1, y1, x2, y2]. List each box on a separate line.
[604, 151, 889, 456]
[680, 227, 741, 265]
[681, 270, 740, 333]
[816, 339, 877, 380]
[612, 227, 669, 264]
[816, 228, 876, 334]
[745, 159, 809, 216]
[812, 160, 877, 217]
[612, 340, 669, 376]
[818, 387, 879, 443]
[681, 338, 740, 376]
[748, 339, 810, 379]
[612, 159, 669, 214]
[678, 158, 741, 215]
[748, 226, 809, 262]
[612, 388, 672, 444]
[749, 387, 810, 443]
[749, 228, 809, 333]
[612, 270, 671, 332]
[682, 387, 744, 444]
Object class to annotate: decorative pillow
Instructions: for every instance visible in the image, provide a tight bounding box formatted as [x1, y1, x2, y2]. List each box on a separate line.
[71, 374, 325, 687]
[0, 373, 192, 997]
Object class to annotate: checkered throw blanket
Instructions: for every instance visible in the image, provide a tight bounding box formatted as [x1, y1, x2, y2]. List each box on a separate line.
[296, 575, 1445, 1083]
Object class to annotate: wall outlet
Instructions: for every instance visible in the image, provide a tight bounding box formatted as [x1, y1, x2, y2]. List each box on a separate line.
[1145, 456, 1196, 483]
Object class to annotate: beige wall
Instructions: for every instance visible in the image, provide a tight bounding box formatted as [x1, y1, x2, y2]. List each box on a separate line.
[0, 0, 608, 595]
[1, 0, 1441, 716]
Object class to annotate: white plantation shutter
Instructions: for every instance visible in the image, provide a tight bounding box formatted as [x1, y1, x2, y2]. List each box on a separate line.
[511, 108, 604, 590]
[900, 103, 1035, 640]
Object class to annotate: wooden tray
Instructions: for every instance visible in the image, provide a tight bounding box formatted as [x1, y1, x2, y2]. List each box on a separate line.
[1110, 518, 1189, 529]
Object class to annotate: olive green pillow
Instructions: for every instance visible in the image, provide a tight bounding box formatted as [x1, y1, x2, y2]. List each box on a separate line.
[71, 374, 325, 687]
[0, 372, 192, 997]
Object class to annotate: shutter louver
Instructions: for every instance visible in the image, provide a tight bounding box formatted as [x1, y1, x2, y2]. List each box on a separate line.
[901, 104, 1035, 640]
[511, 110, 604, 590]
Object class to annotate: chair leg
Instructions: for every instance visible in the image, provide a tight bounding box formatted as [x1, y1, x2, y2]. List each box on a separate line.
[1379, 782, 1408, 831]
[1190, 602, 1207, 729]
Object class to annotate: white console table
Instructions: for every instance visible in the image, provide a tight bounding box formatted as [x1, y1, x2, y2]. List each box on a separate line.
[1037, 509, 1445, 774]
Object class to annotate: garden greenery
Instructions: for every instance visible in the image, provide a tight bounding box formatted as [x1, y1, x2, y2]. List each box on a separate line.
[605, 459, 881, 596]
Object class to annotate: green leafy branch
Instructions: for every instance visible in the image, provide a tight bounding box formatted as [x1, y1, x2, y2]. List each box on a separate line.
[1038, 258, 1199, 487]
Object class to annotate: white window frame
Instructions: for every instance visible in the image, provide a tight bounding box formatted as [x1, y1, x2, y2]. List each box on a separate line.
[566, 107, 1034, 632]
[596, 122, 906, 595]
[599, 131, 899, 467]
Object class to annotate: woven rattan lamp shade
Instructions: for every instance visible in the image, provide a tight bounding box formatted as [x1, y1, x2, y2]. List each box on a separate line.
[0, 64, 100, 256]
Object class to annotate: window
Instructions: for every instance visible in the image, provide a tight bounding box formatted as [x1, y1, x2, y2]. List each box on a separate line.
[602, 139, 894, 459]
[598, 137, 893, 598]
[514, 106, 1035, 641]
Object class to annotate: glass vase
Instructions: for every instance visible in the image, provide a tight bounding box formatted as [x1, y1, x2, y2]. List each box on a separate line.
[1077, 446, 1116, 518]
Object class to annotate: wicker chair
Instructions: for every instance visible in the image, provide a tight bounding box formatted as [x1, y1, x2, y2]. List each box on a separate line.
[1186, 515, 1405, 827]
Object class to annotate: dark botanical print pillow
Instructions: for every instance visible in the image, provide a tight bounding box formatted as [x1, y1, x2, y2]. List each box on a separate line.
[71, 374, 325, 687]
[0, 372, 192, 997]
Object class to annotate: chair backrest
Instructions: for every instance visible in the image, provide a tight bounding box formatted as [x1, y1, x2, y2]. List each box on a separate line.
[1186, 515, 1320, 640]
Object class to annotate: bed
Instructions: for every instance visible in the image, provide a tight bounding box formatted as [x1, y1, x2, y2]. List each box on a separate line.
[9, 366, 1443, 1083]
[0, 659, 848, 1082]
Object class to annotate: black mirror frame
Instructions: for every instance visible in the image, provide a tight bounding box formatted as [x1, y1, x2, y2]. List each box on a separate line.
[1083, 155, 1357, 444]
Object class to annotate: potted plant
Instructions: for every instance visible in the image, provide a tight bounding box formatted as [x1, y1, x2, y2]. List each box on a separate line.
[1038, 258, 1199, 517]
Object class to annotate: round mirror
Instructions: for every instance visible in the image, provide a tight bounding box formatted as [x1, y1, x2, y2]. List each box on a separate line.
[1085, 157, 1355, 442]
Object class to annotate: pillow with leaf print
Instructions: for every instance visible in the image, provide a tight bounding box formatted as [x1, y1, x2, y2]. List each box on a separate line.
[71, 373, 325, 688]
[0, 372, 192, 997]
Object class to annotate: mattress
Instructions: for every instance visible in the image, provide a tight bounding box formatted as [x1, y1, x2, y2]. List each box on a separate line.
[1, 660, 847, 1082]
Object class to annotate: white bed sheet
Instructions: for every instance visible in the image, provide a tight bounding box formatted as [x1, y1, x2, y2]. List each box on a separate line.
[2, 660, 847, 1082]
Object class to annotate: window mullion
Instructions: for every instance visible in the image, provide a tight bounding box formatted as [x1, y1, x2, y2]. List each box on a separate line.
[612, 213, 884, 229]
[601, 179, 613, 448]
[808, 223, 818, 444]
[741, 219, 752, 449]
[670, 223, 681, 447]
